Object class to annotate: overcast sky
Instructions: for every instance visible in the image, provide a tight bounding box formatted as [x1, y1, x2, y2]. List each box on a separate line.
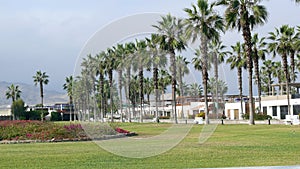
[0, 0, 299, 94]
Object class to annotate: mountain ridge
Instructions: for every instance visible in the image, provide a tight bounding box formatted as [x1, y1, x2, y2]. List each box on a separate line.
[0, 81, 68, 106]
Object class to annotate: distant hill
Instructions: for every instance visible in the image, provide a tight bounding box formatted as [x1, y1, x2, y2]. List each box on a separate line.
[0, 81, 68, 106]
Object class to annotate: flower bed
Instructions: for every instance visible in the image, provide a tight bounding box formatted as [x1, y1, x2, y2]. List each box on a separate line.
[0, 120, 88, 142]
[0, 120, 136, 143]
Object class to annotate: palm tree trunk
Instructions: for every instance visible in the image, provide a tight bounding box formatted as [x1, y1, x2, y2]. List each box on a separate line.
[170, 49, 177, 124]
[254, 51, 261, 113]
[118, 70, 123, 122]
[179, 70, 184, 119]
[268, 72, 272, 95]
[99, 73, 104, 121]
[201, 36, 209, 124]
[242, 23, 255, 125]
[126, 67, 131, 122]
[109, 69, 114, 123]
[87, 92, 90, 122]
[282, 54, 291, 115]
[124, 76, 129, 122]
[238, 67, 244, 117]
[139, 66, 144, 123]
[290, 51, 295, 82]
[214, 53, 219, 118]
[153, 67, 159, 123]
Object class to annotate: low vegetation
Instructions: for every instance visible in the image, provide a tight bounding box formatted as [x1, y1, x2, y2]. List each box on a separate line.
[0, 123, 300, 168]
[0, 120, 87, 141]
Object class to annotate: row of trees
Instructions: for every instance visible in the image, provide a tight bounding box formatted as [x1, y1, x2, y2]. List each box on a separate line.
[73, 0, 300, 125]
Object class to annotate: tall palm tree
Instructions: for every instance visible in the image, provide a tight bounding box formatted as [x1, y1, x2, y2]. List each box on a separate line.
[123, 42, 136, 122]
[208, 40, 229, 115]
[63, 75, 74, 121]
[184, 0, 224, 124]
[6, 84, 21, 120]
[81, 54, 98, 121]
[104, 48, 117, 122]
[252, 33, 267, 113]
[33, 70, 49, 107]
[146, 34, 168, 122]
[95, 51, 106, 121]
[131, 39, 150, 123]
[268, 25, 294, 115]
[227, 42, 247, 117]
[153, 14, 186, 124]
[219, 0, 268, 125]
[176, 55, 189, 119]
[114, 43, 126, 122]
[284, 26, 299, 82]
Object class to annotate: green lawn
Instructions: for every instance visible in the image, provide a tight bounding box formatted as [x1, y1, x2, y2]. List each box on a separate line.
[0, 123, 300, 169]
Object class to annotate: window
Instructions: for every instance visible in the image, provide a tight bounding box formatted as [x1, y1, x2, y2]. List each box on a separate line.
[280, 106, 288, 119]
[272, 106, 277, 116]
[293, 105, 300, 115]
[263, 107, 267, 115]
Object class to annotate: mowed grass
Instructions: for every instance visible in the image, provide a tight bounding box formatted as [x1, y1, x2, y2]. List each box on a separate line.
[0, 123, 300, 169]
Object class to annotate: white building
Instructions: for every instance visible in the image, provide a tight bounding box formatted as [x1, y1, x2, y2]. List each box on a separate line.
[225, 83, 300, 120]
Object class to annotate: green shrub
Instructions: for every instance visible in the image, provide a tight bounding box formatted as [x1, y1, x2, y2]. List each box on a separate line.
[242, 113, 272, 120]
[50, 112, 62, 121]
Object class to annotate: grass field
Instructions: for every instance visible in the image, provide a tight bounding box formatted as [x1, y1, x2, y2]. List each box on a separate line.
[0, 123, 300, 169]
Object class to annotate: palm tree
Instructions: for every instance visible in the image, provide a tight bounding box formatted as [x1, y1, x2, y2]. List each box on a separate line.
[95, 51, 106, 121]
[104, 48, 117, 122]
[146, 34, 168, 122]
[268, 25, 294, 115]
[158, 69, 172, 115]
[219, 0, 268, 125]
[33, 70, 49, 107]
[81, 54, 98, 121]
[184, 0, 224, 124]
[208, 78, 228, 102]
[227, 42, 247, 117]
[63, 76, 74, 121]
[176, 55, 189, 119]
[114, 43, 126, 122]
[188, 83, 203, 97]
[153, 14, 186, 124]
[252, 33, 267, 113]
[122, 42, 136, 122]
[6, 84, 21, 120]
[284, 26, 299, 82]
[208, 40, 229, 115]
[260, 60, 275, 95]
[132, 39, 150, 123]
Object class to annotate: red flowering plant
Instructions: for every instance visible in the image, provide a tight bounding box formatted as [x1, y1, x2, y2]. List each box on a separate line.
[0, 120, 87, 141]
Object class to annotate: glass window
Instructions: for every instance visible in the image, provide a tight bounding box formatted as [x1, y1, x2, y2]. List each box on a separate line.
[293, 105, 300, 115]
[272, 106, 277, 116]
[263, 107, 267, 115]
[280, 106, 288, 119]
